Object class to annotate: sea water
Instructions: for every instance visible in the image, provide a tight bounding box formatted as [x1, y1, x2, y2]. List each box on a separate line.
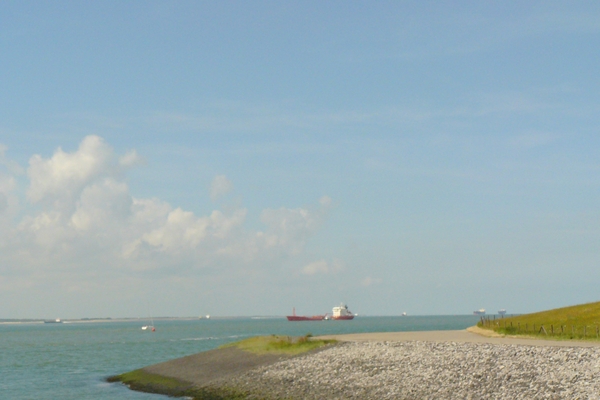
[0, 315, 480, 399]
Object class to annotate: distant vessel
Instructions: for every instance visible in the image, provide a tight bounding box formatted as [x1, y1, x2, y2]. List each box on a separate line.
[332, 303, 355, 320]
[473, 309, 486, 315]
[286, 308, 326, 321]
[498, 309, 506, 316]
[44, 318, 62, 323]
[142, 311, 155, 332]
[402, 312, 407, 316]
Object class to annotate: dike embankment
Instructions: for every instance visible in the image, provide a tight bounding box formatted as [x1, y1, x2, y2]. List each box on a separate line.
[109, 329, 600, 399]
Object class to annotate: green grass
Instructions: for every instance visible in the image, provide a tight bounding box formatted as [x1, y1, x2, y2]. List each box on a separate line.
[107, 369, 190, 393]
[107, 369, 249, 399]
[220, 334, 338, 355]
[479, 301, 600, 340]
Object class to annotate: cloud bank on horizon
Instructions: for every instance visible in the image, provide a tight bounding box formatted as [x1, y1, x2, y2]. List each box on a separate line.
[0, 136, 337, 317]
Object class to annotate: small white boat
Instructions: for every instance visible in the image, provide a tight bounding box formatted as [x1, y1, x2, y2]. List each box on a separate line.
[142, 309, 156, 332]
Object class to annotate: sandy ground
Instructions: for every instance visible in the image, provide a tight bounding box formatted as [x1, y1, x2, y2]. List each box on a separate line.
[316, 327, 600, 347]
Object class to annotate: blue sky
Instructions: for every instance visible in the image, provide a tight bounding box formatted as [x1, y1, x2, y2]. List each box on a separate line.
[1, 1, 600, 318]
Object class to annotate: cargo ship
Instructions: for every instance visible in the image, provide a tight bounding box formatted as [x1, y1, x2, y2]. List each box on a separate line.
[286, 308, 326, 321]
[332, 303, 355, 320]
[473, 309, 486, 315]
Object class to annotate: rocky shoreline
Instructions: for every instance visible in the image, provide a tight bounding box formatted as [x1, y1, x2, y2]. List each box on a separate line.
[230, 340, 600, 399]
[111, 331, 600, 399]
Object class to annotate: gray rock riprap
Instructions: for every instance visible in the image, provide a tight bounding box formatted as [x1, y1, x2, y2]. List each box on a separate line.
[229, 341, 600, 399]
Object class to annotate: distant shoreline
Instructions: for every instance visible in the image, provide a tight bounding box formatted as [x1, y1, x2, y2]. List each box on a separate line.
[0, 317, 205, 325]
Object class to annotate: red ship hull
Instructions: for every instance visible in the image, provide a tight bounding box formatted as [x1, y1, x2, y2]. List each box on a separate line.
[332, 315, 354, 320]
[286, 315, 325, 321]
[286, 307, 325, 321]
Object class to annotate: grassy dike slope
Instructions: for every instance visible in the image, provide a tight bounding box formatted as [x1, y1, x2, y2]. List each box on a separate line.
[107, 335, 337, 400]
[480, 301, 600, 340]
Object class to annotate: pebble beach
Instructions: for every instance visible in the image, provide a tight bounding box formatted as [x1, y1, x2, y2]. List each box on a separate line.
[229, 336, 600, 399]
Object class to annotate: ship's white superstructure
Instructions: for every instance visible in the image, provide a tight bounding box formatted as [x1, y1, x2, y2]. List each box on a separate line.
[332, 303, 355, 320]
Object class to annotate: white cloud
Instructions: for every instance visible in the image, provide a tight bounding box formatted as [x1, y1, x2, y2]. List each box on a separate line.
[70, 178, 132, 231]
[136, 207, 247, 253]
[119, 149, 143, 167]
[301, 258, 344, 275]
[210, 175, 233, 201]
[27, 135, 114, 205]
[0, 136, 339, 317]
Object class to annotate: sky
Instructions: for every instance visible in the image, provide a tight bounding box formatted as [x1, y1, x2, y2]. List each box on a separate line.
[1, 1, 600, 318]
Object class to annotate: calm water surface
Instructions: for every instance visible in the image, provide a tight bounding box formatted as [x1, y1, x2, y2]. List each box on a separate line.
[0, 315, 480, 399]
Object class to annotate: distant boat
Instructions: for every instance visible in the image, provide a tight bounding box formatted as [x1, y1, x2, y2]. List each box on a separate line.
[286, 307, 326, 321]
[473, 309, 486, 315]
[142, 306, 155, 332]
[402, 312, 407, 316]
[44, 318, 62, 324]
[498, 309, 506, 316]
[332, 303, 355, 320]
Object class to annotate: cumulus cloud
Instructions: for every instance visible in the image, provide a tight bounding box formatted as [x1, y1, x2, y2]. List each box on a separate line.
[1, 136, 337, 283]
[70, 178, 132, 231]
[210, 175, 233, 201]
[27, 135, 114, 205]
[135, 208, 247, 254]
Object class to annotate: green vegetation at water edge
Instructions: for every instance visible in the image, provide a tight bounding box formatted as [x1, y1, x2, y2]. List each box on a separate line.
[220, 334, 338, 355]
[479, 301, 600, 340]
[107, 369, 248, 400]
